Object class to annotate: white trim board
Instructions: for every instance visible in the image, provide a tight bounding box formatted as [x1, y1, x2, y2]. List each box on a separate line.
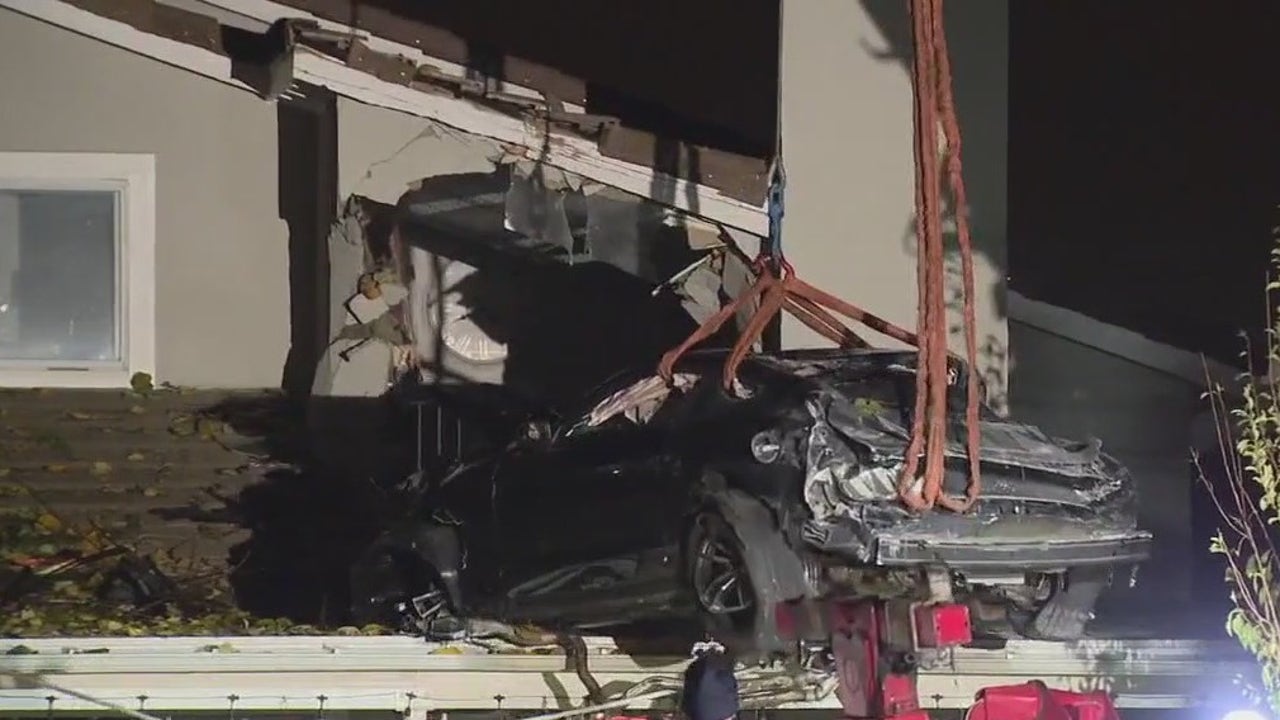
[0, 634, 1250, 712]
[1008, 290, 1240, 388]
[0, 0, 251, 91]
[0, 0, 768, 235]
[203, 0, 555, 106]
[0, 152, 156, 389]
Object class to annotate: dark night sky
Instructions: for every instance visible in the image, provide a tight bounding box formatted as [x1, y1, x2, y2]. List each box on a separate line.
[1010, 1, 1280, 367]
[372, 0, 1278, 367]
[353, 0, 779, 157]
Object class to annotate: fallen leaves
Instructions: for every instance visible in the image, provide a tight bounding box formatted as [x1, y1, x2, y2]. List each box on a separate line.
[129, 372, 154, 394]
[0, 507, 375, 639]
[34, 513, 62, 534]
[0, 389, 333, 640]
[167, 413, 227, 441]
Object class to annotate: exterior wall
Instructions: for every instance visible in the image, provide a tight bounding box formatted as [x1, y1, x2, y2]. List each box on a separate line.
[1007, 320, 1199, 611]
[310, 99, 502, 480]
[336, 99, 500, 207]
[779, 0, 1010, 407]
[312, 98, 500, 399]
[0, 8, 288, 388]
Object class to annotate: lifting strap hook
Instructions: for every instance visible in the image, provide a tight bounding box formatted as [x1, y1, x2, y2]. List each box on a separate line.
[764, 156, 787, 272]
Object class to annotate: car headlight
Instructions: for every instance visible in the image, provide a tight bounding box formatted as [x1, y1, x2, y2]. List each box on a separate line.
[751, 429, 782, 464]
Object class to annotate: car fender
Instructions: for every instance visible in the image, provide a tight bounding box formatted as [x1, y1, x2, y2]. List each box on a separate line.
[380, 522, 465, 610]
[704, 487, 812, 605]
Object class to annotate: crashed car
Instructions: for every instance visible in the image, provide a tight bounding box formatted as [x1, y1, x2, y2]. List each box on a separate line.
[350, 347, 1151, 651]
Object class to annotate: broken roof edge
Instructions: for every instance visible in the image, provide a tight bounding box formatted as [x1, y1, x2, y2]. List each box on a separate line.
[294, 48, 768, 235]
[1008, 290, 1241, 389]
[0, 0, 250, 91]
[5, 0, 767, 235]
[214, 0, 772, 207]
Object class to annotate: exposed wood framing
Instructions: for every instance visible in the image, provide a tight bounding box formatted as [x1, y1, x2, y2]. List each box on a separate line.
[266, 0, 591, 103]
[204, 0, 771, 207]
[3, 0, 769, 233]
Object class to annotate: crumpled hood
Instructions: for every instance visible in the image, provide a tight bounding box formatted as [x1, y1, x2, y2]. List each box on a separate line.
[824, 398, 1109, 479]
[802, 395, 1130, 521]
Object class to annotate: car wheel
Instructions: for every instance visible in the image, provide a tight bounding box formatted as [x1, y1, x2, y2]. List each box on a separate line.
[349, 539, 465, 639]
[685, 510, 775, 654]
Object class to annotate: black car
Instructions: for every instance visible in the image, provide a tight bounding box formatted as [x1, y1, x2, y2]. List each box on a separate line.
[350, 348, 1151, 652]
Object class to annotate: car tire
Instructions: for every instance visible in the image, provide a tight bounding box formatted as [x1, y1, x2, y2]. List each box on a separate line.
[349, 537, 465, 639]
[684, 508, 787, 659]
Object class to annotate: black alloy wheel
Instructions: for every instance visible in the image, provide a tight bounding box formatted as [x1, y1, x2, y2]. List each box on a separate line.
[687, 512, 759, 638]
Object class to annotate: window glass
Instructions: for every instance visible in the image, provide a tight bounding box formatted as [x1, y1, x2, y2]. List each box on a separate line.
[0, 190, 119, 363]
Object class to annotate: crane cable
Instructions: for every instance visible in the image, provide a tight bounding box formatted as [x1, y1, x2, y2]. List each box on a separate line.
[658, 0, 983, 513]
[897, 0, 982, 512]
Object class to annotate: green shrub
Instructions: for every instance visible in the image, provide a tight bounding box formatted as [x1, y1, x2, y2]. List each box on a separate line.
[1201, 244, 1280, 713]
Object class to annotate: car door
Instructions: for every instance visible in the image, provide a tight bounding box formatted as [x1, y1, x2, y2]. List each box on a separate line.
[491, 376, 692, 619]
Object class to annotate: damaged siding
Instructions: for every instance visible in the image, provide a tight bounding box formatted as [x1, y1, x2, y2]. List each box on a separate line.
[318, 98, 501, 398]
[337, 98, 499, 204]
[308, 100, 503, 480]
[0, 7, 289, 388]
[254, 0, 771, 204]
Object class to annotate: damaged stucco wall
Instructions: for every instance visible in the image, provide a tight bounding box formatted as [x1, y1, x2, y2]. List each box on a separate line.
[312, 98, 501, 399]
[779, 0, 1009, 407]
[0, 8, 288, 388]
[308, 98, 504, 481]
[1008, 320, 1196, 610]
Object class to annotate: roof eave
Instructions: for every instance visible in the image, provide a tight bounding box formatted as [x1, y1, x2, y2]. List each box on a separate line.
[5, 0, 768, 235]
[1008, 290, 1240, 388]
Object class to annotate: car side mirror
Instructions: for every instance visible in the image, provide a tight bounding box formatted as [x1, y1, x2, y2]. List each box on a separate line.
[519, 418, 554, 443]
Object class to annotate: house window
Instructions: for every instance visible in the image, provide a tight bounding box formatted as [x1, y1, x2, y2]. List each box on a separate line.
[0, 153, 155, 388]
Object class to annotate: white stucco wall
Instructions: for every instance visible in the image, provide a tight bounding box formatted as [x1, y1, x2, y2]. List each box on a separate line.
[0, 8, 288, 388]
[779, 0, 1009, 406]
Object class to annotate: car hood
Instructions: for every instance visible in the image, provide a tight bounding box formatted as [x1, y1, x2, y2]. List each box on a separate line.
[802, 395, 1131, 522]
[824, 398, 1108, 479]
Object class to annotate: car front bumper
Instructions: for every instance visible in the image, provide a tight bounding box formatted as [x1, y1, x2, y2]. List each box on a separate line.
[872, 531, 1152, 571]
[802, 508, 1153, 573]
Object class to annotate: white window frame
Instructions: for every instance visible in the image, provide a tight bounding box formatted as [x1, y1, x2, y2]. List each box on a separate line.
[0, 152, 156, 388]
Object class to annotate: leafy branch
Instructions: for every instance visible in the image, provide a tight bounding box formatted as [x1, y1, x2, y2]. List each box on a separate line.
[1200, 242, 1280, 714]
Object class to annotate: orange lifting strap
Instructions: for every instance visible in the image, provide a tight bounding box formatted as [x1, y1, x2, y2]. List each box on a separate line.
[658, 0, 982, 513]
